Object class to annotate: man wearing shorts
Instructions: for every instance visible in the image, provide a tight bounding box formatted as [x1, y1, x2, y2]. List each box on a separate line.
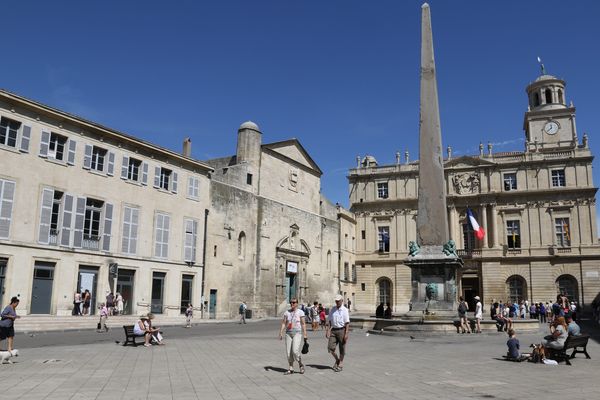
[326, 294, 350, 372]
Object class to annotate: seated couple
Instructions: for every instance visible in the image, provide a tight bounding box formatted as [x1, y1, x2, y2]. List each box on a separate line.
[134, 313, 164, 347]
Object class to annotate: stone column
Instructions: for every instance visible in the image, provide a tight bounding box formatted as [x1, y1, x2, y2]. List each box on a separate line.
[448, 205, 457, 241]
[491, 203, 499, 248]
[481, 204, 488, 248]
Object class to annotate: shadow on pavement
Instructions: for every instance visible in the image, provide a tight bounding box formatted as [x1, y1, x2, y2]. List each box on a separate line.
[264, 366, 288, 373]
[307, 364, 334, 370]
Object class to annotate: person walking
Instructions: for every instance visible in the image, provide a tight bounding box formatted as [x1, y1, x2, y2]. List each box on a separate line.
[115, 292, 124, 315]
[474, 296, 483, 333]
[185, 303, 193, 328]
[239, 301, 247, 324]
[106, 292, 115, 316]
[326, 294, 350, 372]
[279, 298, 307, 375]
[0, 297, 21, 351]
[97, 303, 109, 332]
[310, 301, 319, 331]
[457, 296, 470, 334]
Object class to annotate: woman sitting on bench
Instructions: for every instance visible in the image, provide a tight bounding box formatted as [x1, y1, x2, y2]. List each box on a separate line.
[133, 315, 153, 347]
[541, 316, 568, 353]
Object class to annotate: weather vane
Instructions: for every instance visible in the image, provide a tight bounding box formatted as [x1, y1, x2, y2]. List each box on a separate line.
[537, 56, 546, 75]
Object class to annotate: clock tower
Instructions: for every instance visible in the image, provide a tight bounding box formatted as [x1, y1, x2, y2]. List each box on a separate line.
[523, 73, 577, 151]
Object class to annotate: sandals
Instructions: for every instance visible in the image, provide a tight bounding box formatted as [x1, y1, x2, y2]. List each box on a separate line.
[299, 365, 305, 374]
[284, 369, 293, 375]
[332, 363, 343, 372]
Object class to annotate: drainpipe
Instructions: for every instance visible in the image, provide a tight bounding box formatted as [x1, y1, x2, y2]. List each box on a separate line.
[200, 208, 209, 319]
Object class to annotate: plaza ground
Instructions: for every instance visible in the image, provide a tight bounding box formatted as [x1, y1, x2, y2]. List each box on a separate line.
[1, 319, 599, 400]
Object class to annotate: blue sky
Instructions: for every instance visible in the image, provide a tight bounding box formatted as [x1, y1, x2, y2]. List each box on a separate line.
[3, 1, 600, 215]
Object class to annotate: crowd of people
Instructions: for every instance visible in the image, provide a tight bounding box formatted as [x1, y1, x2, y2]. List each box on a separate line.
[71, 290, 125, 316]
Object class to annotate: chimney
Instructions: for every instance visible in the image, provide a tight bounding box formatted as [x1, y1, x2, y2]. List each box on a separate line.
[183, 137, 192, 158]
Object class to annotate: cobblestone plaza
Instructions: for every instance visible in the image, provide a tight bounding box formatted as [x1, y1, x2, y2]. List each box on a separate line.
[1, 320, 599, 400]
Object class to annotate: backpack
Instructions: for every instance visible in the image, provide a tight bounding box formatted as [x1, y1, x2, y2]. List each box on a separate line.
[239, 304, 244, 313]
[458, 302, 467, 314]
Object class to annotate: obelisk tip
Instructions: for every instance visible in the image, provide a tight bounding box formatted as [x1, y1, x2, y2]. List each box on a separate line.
[422, 3, 429, 9]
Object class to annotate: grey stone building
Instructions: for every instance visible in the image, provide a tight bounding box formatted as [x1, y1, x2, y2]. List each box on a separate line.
[348, 72, 600, 314]
[204, 122, 352, 318]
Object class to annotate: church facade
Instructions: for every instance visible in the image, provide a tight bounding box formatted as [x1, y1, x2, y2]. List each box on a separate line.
[348, 73, 600, 314]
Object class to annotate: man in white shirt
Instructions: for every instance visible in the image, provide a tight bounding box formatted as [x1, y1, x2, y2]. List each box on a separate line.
[326, 294, 350, 372]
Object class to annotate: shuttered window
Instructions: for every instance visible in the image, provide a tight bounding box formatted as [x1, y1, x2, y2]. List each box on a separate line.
[154, 213, 170, 258]
[154, 166, 178, 193]
[187, 176, 200, 200]
[183, 218, 198, 262]
[38, 189, 64, 245]
[0, 117, 20, 148]
[84, 144, 114, 175]
[121, 206, 139, 254]
[0, 179, 16, 239]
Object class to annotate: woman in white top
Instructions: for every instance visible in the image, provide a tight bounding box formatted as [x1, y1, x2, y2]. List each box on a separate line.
[133, 315, 153, 347]
[279, 298, 308, 375]
[115, 293, 124, 315]
[474, 296, 483, 333]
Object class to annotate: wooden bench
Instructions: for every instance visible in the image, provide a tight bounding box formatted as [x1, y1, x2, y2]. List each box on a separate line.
[122, 325, 143, 347]
[549, 334, 591, 365]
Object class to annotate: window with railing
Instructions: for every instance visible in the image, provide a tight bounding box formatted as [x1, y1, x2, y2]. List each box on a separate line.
[83, 198, 103, 250]
[378, 226, 390, 252]
[506, 220, 521, 249]
[555, 217, 571, 247]
[462, 223, 476, 250]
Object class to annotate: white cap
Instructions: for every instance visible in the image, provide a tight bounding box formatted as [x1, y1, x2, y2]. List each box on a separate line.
[474, 296, 480, 300]
[334, 294, 343, 302]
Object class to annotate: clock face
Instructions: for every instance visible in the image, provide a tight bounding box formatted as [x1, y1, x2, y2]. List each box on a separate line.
[544, 121, 559, 135]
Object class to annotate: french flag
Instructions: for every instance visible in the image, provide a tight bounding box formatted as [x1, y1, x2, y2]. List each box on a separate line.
[467, 208, 485, 240]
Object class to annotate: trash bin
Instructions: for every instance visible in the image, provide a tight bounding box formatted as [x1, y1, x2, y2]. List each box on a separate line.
[245, 309, 252, 319]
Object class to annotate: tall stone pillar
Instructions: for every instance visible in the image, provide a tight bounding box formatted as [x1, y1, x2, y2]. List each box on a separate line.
[491, 204, 499, 248]
[481, 205, 488, 248]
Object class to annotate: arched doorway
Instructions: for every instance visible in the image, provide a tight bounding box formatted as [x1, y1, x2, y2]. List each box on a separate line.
[376, 278, 392, 306]
[506, 275, 527, 303]
[556, 275, 579, 303]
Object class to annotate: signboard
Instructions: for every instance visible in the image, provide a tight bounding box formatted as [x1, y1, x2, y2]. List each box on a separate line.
[286, 261, 298, 274]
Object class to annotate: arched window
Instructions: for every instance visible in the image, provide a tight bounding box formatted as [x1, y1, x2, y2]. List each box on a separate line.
[557, 89, 564, 104]
[506, 275, 527, 303]
[327, 250, 332, 270]
[534, 92, 540, 107]
[556, 275, 578, 302]
[377, 278, 392, 306]
[545, 88, 553, 104]
[238, 232, 246, 259]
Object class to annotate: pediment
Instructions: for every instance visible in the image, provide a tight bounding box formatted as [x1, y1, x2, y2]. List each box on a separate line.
[262, 139, 323, 175]
[444, 156, 495, 168]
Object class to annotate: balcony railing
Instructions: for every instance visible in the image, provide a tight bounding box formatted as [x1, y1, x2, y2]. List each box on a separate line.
[82, 235, 101, 251]
[49, 229, 59, 245]
[457, 249, 482, 258]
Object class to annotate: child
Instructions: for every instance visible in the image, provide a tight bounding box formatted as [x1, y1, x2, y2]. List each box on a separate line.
[185, 303, 193, 328]
[506, 329, 521, 360]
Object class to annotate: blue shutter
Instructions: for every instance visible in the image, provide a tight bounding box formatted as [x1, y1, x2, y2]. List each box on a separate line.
[38, 188, 54, 244]
[83, 145, 92, 169]
[102, 203, 113, 251]
[171, 172, 178, 193]
[20, 125, 31, 153]
[107, 151, 115, 176]
[121, 156, 129, 179]
[0, 180, 16, 239]
[153, 166, 161, 188]
[60, 194, 74, 247]
[39, 130, 50, 157]
[67, 139, 77, 165]
[73, 197, 86, 248]
[141, 162, 149, 185]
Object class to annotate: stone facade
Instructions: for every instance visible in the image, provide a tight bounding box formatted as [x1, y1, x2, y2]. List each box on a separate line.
[0, 90, 213, 316]
[348, 74, 600, 314]
[204, 123, 351, 318]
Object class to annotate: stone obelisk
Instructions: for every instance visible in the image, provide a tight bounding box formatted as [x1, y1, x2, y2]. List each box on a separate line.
[417, 2, 448, 246]
[403, 3, 462, 320]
